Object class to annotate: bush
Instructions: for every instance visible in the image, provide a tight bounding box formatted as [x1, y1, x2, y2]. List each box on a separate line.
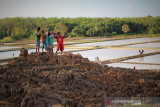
[0, 37, 13, 43]
[112, 31, 117, 36]
[29, 33, 36, 40]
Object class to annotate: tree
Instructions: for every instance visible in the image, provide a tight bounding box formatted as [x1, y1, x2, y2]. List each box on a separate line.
[11, 27, 25, 40]
[0, 16, 160, 40]
[122, 24, 130, 35]
[71, 26, 81, 37]
[54, 22, 68, 36]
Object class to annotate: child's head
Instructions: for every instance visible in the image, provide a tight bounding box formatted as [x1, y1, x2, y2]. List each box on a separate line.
[42, 30, 45, 34]
[36, 27, 40, 32]
[57, 32, 61, 36]
[50, 31, 53, 34]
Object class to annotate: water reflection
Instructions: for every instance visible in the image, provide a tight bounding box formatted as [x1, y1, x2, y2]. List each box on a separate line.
[71, 38, 160, 47]
[0, 46, 20, 50]
[0, 48, 80, 59]
[72, 49, 158, 61]
[123, 54, 160, 64]
[107, 63, 160, 70]
[124, 42, 160, 48]
[139, 57, 144, 63]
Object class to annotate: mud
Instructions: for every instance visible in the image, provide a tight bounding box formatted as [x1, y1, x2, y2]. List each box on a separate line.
[0, 49, 160, 107]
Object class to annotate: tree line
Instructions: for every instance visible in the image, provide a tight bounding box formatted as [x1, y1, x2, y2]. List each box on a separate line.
[0, 16, 160, 42]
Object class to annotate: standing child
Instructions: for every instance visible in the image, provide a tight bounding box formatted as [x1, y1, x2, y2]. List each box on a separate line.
[46, 32, 54, 52]
[41, 30, 46, 52]
[35, 27, 41, 53]
[55, 32, 69, 55]
[50, 31, 55, 41]
[50, 31, 55, 52]
[45, 29, 49, 52]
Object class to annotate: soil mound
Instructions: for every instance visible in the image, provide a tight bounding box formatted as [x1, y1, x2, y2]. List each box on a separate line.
[0, 50, 160, 106]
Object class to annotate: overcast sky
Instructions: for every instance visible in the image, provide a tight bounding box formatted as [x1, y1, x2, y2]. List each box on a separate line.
[0, 0, 160, 18]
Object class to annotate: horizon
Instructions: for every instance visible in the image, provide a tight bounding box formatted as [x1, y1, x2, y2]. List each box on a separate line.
[1, 15, 159, 19]
[0, 0, 160, 19]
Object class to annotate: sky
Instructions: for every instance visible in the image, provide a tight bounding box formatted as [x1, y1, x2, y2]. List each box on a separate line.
[0, 0, 160, 18]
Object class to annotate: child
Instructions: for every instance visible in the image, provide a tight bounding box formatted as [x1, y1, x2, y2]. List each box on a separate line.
[50, 31, 55, 52]
[41, 30, 46, 52]
[55, 32, 69, 55]
[46, 32, 54, 52]
[35, 27, 41, 53]
[50, 31, 55, 41]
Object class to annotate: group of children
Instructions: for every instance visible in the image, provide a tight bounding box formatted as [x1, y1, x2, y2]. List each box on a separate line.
[35, 27, 69, 55]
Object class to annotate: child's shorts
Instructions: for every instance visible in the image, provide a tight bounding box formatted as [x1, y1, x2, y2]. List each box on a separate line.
[36, 40, 40, 47]
[57, 44, 64, 52]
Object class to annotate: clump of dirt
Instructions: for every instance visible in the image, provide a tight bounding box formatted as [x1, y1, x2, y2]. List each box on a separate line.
[0, 49, 160, 107]
[19, 48, 28, 57]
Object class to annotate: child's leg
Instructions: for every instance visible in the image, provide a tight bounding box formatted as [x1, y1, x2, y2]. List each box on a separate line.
[60, 45, 64, 56]
[36, 41, 38, 53]
[38, 47, 39, 52]
[38, 40, 40, 52]
[42, 41, 44, 52]
[36, 47, 37, 53]
[56, 46, 60, 54]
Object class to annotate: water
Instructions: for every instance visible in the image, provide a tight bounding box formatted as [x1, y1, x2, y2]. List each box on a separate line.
[0, 62, 7, 65]
[72, 48, 158, 61]
[122, 54, 160, 64]
[3, 43, 14, 45]
[0, 48, 80, 59]
[107, 63, 160, 70]
[71, 38, 160, 47]
[77, 39, 98, 41]
[27, 42, 77, 46]
[123, 42, 160, 48]
[0, 46, 20, 50]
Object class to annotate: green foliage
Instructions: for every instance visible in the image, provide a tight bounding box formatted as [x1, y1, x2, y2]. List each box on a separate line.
[72, 26, 81, 37]
[11, 27, 26, 40]
[0, 37, 12, 43]
[29, 33, 36, 40]
[122, 24, 130, 34]
[0, 16, 160, 41]
[112, 31, 117, 36]
[54, 22, 68, 36]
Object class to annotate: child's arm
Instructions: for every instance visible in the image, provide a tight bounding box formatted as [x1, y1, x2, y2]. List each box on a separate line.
[54, 32, 57, 39]
[54, 35, 57, 39]
[63, 34, 69, 38]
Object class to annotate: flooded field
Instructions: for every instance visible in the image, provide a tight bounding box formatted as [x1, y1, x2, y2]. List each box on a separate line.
[0, 46, 20, 50]
[72, 48, 158, 61]
[1, 37, 160, 70]
[122, 54, 160, 64]
[70, 38, 160, 47]
[76, 38, 98, 41]
[107, 63, 160, 70]
[0, 48, 80, 59]
[123, 42, 160, 48]
[27, 42, 77, 46]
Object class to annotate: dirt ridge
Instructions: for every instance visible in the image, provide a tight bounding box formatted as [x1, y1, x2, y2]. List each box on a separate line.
[0, 49, 160, 107]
